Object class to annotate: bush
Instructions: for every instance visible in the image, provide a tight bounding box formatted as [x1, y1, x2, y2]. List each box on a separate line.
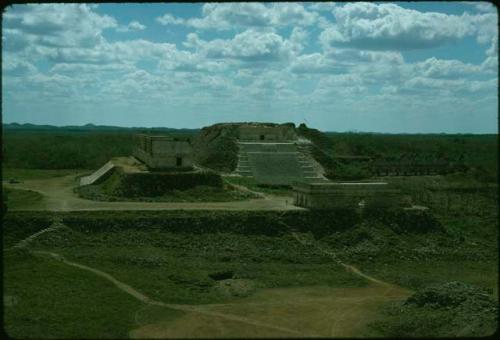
[370, 281, 498, 337]
[102, 170, 223, 197]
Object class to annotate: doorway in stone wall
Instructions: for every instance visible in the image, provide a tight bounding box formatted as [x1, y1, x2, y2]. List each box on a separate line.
[176, 157, 183, 166]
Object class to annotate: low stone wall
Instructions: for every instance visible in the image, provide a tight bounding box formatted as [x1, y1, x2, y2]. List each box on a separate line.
[293, 182, 404, 209]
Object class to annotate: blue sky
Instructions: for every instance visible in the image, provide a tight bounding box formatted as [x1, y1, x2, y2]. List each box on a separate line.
[2, 2, 498, 133]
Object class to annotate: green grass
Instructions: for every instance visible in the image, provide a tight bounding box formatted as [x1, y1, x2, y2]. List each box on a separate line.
[356, 259, 498, 296]
[3, 194, 497, 338]
[3, 187, 44, 210]
[3, 249, 145, 338]
[29, 229, 367, 305]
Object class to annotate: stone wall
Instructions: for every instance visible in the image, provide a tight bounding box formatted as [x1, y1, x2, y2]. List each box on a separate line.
[133, 134, 193, 170]
[293, 182, 403, 209]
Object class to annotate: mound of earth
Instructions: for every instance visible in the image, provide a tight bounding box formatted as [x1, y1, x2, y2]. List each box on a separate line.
[213, 279, 257, 298]
[192, 123, 241, 172]
[370, 281, 497, 337]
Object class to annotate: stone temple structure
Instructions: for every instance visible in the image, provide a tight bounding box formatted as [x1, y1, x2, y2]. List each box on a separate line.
[292, 182, 403, 209]
[233, 123, 328, 186]
[237, 123, 297, 141]
[133, 134, 194, 171]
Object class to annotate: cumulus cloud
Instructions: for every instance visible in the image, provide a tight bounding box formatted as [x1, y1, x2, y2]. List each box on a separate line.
[291, 49, 403, 74]
[116, 21, 146, 32]
[320, 2, 489, 51]
[2, 58, 37, 76]
[3, 4, 116, 49]
[156, 13, 185, 25]
[185, 29, 295, 62]
[412, 57, 483, 78]
[157, 3, 316, 30]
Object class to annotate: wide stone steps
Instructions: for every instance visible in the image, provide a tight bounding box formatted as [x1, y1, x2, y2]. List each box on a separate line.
[234, 141, 328, 185]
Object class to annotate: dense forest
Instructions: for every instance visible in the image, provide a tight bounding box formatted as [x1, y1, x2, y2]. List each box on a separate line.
[2, 125, 497, 182]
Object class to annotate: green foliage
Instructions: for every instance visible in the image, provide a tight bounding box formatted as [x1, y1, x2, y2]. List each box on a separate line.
[3, 250, 141, 338]
[370, 282, 497, 337]
[2, 130, 197, 170]
[2, 187, 44, 210]
[2, 131, 134, 169]
[2, 213, 53, 247]
[325, 163, 371, 180]
[103, 170, 223, 196]
[75, 170, 256, 202]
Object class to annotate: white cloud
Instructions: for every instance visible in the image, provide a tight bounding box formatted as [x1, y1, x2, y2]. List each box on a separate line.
[320, 2, 482, 50]
[116, 21, 146, 32]
[157, 3, 316, 30]
[156, 13, 185, 25]
[412, 57, 483, 78]
[186, 29, 295, 63]
[2, 58, 37, 76]
[3, 4, 116, 49]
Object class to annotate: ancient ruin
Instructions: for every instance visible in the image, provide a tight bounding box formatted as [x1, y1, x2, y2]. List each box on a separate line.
[292, 182, 403, 209]
[133, 134, 194, 171]
[236, 123, 297, 141]
[233, 123, 328, 186]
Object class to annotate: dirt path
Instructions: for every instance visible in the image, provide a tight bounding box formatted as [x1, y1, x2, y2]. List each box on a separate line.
[30, 232, 411, 338]
[291, 232, 396, 288]
[31, 250, 305, 336]
[4, 174, 302, 212]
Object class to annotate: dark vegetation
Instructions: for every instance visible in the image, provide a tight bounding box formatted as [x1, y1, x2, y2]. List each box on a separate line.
[4, 248, 143, 339]
[370, 281, 498, 337]
[296, 123, 497, 182]
[76, 170, 256, 202]
[2, 123, 498, 337]
[2, 128, 196, 170]
[3, 124, 497, 184]
[3, 197, 497, 337]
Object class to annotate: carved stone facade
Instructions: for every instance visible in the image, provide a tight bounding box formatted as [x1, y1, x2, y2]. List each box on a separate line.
[133, 134, 193, 170]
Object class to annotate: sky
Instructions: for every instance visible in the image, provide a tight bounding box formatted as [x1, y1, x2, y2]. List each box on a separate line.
[2, 2, 498, 133]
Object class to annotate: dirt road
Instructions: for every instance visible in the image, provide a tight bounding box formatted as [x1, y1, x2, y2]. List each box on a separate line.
[3, 173, 302, 212]
[32, 249, 410, 338]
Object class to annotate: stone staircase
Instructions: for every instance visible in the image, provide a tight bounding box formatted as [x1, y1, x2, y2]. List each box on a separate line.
[296, 144, 329, 183]
[234, 141, 328, 185]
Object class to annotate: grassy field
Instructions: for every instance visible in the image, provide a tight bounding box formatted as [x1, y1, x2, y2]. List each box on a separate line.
[2, 128, 497, 337]
[3, 197, 497, 337]
[3, 248, 146, 338]
[3, 187, 44, 209]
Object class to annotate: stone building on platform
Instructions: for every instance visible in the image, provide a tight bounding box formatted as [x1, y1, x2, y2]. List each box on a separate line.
[133, 134, 194, 171]
[237, 123, 297, 141]
[293, 182, 403, 209]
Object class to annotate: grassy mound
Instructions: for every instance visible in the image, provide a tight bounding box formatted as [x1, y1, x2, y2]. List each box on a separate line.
[76, 170, 256, 202]
[370, 281, 497, 337]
